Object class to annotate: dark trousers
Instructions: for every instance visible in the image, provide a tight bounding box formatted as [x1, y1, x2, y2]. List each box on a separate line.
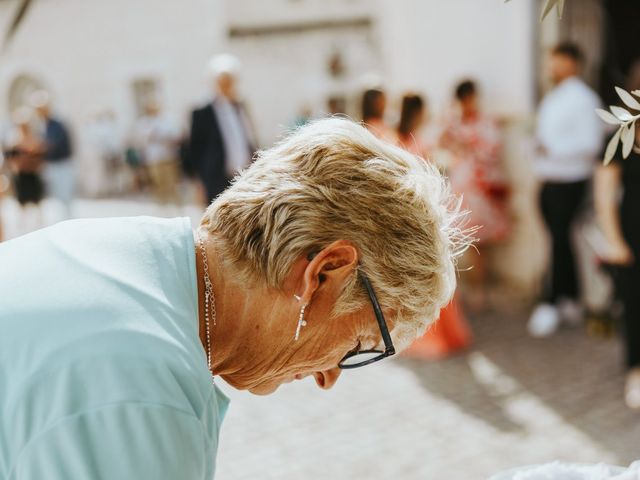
[619, 265, 640, 368]
[539, 180, 588, 304]
[619, 192, 640, 369]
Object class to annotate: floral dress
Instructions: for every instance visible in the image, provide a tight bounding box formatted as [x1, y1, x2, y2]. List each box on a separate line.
[442, 114, 510, 243]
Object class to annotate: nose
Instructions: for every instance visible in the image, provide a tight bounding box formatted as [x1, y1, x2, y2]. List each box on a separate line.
[314, 368, 342, 390]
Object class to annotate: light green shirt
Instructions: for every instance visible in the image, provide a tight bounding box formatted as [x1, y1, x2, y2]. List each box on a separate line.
[0, 216, 229, 479]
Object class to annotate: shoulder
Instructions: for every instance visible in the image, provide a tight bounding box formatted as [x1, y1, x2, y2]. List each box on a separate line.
[568, 79, 601, 106]
[52, 215, 189, 234]
[193, 103, 213, 117]
[49, 118, 70, 131]
[28, 216, 194, 276]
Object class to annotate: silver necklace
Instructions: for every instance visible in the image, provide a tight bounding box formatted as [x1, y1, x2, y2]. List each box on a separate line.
[197, 231, 216, 380]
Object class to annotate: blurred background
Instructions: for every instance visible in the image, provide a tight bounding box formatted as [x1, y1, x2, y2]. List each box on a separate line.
[1, 0, 639, 478]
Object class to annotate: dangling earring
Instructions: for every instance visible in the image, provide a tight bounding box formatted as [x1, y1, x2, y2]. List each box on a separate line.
[293, 295, 308, 341]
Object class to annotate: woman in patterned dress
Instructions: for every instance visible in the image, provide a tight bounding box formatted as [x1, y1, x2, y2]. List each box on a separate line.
[441, 80, 510, 311]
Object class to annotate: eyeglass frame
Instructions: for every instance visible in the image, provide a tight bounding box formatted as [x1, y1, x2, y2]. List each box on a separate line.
[338, 271, 396, 369]
[306, 252, 396, 369]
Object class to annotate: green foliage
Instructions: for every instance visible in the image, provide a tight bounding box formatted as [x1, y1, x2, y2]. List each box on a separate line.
[504, 0, 565, 20]
[597, 88, 640, 164]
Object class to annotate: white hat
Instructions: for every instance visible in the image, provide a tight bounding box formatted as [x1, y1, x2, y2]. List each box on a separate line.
[208, 53, 241, 78]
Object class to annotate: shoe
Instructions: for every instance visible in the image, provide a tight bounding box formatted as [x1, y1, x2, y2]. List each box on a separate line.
[557, 298, 583, 326]
[625, 369, 640, 410]
[527, 303, 560, 338]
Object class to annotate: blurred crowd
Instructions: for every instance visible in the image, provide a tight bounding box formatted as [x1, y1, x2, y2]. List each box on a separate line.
[1, 41, 638, 410]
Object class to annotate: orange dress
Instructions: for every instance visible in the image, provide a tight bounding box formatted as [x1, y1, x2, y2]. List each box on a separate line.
[394, 131, 473, 359]
[403, 298, 472, 359]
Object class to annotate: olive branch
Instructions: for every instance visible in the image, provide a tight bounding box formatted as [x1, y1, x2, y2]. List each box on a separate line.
[504, 0, 565, 20]
[596, 88, 640, 164]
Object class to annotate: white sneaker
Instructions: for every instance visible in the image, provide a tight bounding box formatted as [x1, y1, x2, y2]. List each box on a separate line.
[625, 369, 640, 410]
[527, 303, 560, 338]
[557, 298, 583, 326]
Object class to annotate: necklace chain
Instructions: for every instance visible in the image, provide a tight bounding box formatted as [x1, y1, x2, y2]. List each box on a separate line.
[197, 231, 216, 380]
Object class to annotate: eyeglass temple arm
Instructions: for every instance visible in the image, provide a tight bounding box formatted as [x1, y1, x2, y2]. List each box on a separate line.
[359, 273, 395, 355]
[307, 251, 395, 356]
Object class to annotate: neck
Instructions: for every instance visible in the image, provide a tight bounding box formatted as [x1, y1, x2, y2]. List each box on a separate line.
[194, 230, 267, 380]
[193, 229, 306, 391]
[194, 230, 233, 376]
[555, 74, 576, 86]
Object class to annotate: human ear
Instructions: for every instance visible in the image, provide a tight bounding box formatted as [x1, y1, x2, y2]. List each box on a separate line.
[297, 240, 358, 305]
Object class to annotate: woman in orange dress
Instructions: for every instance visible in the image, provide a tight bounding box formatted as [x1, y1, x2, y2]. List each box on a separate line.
[394, 93, 473, 359]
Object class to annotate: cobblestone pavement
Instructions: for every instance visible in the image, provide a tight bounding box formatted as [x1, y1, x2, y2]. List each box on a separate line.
[215, 310, 639, 480]
[2, 198, 639, 479]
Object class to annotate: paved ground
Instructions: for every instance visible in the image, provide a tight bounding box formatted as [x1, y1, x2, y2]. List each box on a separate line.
[2, 197, 639, 479]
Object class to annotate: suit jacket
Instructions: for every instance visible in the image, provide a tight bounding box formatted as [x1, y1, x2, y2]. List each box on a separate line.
[188, 101, 254, 202]
[44, 118, 73, 162]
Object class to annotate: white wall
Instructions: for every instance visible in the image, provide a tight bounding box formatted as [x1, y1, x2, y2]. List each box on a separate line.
[376, 0, 536, 118]
[230, 25, 382, 145]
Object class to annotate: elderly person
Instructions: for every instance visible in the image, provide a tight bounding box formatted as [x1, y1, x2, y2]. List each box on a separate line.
[0, 119, 464, 478]
[188, 54, 256, 204]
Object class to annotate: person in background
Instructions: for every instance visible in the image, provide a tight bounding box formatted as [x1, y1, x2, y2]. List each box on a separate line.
[3, 107, 45, 232]
[527, 42, 604, 337]
[594, 66, 640, 410]
[189, 54, 256, 204]
[395, 93, 473, 359]
[134, 101, 181, 207]
[88, 110, 122, 196]
[31, 91, 75, 219]
[361, 88, 392, 140]
[290, 104, 313, 129]
[394, 94, 430, 158]
[440, 80, 509, 311]
[326, 96, 346, 116]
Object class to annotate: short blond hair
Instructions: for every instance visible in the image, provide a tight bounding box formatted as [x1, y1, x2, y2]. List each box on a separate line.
[202, 118, 468, 348]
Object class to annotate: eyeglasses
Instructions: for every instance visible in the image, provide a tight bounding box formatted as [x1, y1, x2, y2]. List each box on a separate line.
[338, 272, 396, 369]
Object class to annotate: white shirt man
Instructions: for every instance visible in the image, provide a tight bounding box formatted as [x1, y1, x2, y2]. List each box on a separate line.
[535, 76, 603, 182]
[528, 43, 605, 338]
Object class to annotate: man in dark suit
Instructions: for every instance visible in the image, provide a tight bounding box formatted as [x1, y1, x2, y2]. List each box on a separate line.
[189, 54, 256, 204]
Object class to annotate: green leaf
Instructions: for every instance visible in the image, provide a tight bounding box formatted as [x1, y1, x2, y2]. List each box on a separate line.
[610, 106, 634, 121]
[621, 121, 636, 159]
[557, 0, 565, 18]
[604, 127, 622, 165]
[541, 0, 559, 20]
[595, 108, 622, 125]
[2, 0, 34, 52]
[615, 86, 640, 111]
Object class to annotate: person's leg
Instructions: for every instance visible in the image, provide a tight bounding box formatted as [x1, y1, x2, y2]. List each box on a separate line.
[538, 182, 557, 302]
[619, 265, 640, 369]
[619, 264, 640, 408]
[530, 181, 585, 336]
[529, 183, 561, 336]
[156, 160, 180, 206]
[147, 163, 163, 203]
[542, 181, 586, 302]
[43, 162, 75, 219]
